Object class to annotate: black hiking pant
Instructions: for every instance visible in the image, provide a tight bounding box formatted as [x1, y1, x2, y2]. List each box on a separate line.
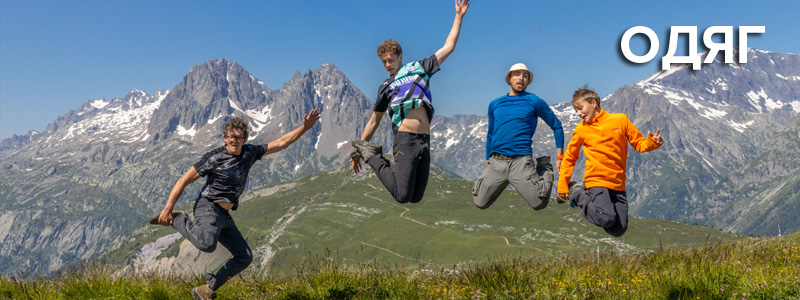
[366, 132, 430, 203]
[573, 187, 629, 237]
[172, 197, 253, 291]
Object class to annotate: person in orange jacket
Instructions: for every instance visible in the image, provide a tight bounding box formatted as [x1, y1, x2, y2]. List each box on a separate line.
[557, 87, 663, 236]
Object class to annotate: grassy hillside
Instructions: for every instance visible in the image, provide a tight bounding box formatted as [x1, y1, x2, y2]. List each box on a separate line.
[102, 165, 742, 277]
[2, 232, 798, 299]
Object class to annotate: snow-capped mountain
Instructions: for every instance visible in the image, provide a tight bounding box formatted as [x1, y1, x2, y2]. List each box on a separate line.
[428, 48, 800, 238]
[0, 59, 391, 275]
[1, 48, 798, 275]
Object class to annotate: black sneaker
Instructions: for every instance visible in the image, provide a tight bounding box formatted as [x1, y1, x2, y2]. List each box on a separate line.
[535, 156, 553, 173]
[568, 181, 585, 208]
[351, 140, 382, 160]
[148, 211, 184, 225]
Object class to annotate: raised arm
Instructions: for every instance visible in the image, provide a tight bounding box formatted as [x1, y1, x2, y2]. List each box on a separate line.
[158, 166, 201, 225]
[266, 108, 320, 155]
[360, 111, 385, 142]
[623, 116, 663, 153]
[434, 0, 470, 66]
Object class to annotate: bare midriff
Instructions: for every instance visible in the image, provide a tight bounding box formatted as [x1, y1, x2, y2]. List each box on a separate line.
[397, 107, 430, 134]
[216, 201, 234, 210]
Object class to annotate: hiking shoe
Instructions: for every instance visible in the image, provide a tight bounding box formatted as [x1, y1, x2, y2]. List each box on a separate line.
[191, 284, 217, 300]
[351, 140, 382, 160]
[349, 149, 361, 159]
[568, 181, 585, 208]
[148, 211, 184, 225]
[535, 156, 553, 173]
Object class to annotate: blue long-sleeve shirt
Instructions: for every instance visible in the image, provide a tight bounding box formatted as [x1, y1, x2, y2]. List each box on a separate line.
[485, 92, 564, 160]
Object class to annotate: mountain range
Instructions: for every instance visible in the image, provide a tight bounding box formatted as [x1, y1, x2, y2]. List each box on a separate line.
[1, 48, 798, 275]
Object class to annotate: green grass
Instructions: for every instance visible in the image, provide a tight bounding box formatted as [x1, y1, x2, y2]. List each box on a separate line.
[101, 166, 743, 279]
[2, 233, 799, 299]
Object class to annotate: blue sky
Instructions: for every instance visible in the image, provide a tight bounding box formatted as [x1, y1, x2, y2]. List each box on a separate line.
[1, 0, 798, 139]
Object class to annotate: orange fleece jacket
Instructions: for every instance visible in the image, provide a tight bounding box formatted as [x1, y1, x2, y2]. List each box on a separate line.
[558, 109, 661, 193]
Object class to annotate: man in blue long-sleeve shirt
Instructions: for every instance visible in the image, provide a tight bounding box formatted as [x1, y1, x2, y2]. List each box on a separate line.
[472, 63, 564, 210]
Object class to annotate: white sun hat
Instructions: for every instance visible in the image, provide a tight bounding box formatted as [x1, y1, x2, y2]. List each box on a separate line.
[505, 63, 534, 86]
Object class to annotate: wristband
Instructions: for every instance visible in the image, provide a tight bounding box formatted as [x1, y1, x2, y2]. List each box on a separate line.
[556, 155, 564, 160]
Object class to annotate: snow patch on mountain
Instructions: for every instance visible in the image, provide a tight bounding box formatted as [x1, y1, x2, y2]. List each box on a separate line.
[246, 106, 273, 138]
[470, 120, 487, 138]
[208, 114, 223, 124]
[713, 78, 729, 91]
[229, 99, 243, 113]
[638, 83, 733, 121]
[746, 88, 784, 112]
[641, 64, 686, 83]
[791, 101, 800, 113]
[228, 98, 273, 138]
[90, 99, 109, 109]
[775, 74, 800, 81]
[57, 92, 166, 143]
[727, 119, 754, 133]
[176, 124, 197, 137]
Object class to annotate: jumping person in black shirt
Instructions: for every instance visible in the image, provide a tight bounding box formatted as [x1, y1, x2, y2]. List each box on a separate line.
[149, 109, 319, 300]
[350, 0, 469, 204]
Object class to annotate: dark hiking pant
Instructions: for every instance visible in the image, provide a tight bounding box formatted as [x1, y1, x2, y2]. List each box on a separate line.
[573, 187, 629, 237]
[472, 155, 554, 210]
[366, 132, 430, 203]
[172, 197, 253, 291]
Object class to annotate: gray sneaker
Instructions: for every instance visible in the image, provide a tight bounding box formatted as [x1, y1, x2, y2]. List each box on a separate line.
[568, 181, 585, 208]
[148, 211, 184, 225]
[191, 284, 217, 300]
[351, 140, 383, 160]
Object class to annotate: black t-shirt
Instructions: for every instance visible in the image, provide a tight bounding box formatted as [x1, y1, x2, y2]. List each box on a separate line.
[373, 54, 440, 133]
[193, 144, 268, 210]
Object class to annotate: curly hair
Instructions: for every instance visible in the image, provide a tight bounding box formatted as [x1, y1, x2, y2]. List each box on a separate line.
[376, 39, 402, 58]
[572, 85, 601, 107]
[223, 117, 249, 137]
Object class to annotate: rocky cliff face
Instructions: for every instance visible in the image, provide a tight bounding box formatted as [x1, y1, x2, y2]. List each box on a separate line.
[0, 130, 40, 151]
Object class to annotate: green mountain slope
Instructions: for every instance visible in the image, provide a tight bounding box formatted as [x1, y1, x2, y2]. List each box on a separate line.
[105, 165, 742, 276]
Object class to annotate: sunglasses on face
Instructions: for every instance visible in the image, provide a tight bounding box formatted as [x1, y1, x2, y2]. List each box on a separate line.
[225, 135, 247, 142]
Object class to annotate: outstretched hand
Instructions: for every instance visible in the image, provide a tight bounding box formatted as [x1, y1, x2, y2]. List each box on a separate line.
[648, 129, 663, 144]
[303, 108, 321, 130]
[455, 0, 470, 17]
[350, 157, 362, 174]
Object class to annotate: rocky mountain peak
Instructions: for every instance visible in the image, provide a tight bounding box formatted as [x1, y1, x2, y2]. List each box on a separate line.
[147, 58, 273, 142]
[636, 48, 800, 114]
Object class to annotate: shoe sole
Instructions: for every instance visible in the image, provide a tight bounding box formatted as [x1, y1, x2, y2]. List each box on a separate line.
[149, 211, 184, 225]
[351, 140, 381, 158]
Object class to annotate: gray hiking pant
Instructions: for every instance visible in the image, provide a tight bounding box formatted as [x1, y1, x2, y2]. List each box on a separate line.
[172, 197, 253, 291]
[366, 132, 430, 204]
[472, 154, 554, 210]
[573, 187, 629, 237]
